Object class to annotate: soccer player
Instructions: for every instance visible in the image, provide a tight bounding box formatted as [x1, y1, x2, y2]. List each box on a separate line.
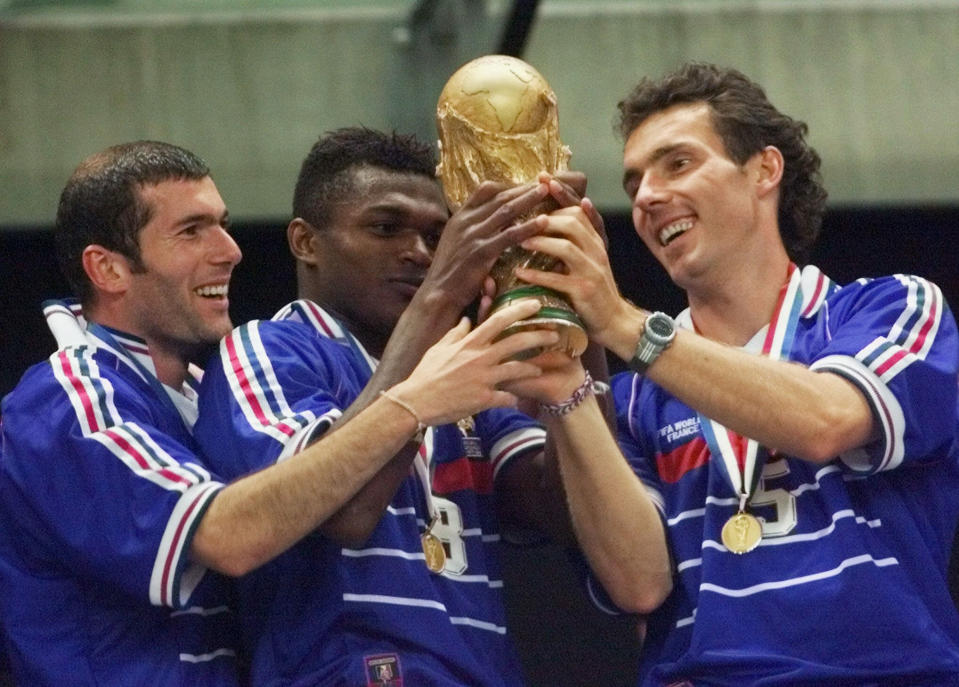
[0, 140, 549, 686]
[510, 63, 959, 684]
[192, 127, 594, 685]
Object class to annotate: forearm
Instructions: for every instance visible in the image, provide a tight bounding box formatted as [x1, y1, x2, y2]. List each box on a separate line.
[604, 310, 876, 462]
[317, 447, 416, 545]
[192, 301, 554, 575]
[547, 394, 672, 614]
[190, 393, 419, 576]
[503, 341, 612, 546]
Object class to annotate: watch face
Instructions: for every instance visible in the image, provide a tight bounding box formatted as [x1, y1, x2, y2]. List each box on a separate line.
[649, 317, 673, 337]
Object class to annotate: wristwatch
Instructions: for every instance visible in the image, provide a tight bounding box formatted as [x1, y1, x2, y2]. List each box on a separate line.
[628, 311, 676, 374]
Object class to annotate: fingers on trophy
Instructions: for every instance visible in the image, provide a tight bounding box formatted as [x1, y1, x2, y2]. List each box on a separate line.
[436, 54, 588, 358]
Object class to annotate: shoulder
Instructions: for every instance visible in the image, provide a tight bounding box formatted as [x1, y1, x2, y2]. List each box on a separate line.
[0, 346, 166, 479]
[818, 273, 956, 354]
[825, 273, 951, 320]
[4, 345, 145, 417]
[221, 318, 347, 361]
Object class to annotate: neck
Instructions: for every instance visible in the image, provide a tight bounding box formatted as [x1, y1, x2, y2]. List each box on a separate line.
[86, 304, 191, 389]
[686, 251, 792, 346]
[147, 347, 192, 389]
[303, 296, 388, 360]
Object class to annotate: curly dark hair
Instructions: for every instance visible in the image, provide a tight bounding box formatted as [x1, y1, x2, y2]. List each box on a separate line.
[55, 140, 210, 305]
[292, 127, 438, 229]
[617, 62, 827, 263]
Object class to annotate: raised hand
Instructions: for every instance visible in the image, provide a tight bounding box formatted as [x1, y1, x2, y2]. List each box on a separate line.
[513, 206, 629, 350]
[388, 300, 559, 426]
[419, 181, 551, 313]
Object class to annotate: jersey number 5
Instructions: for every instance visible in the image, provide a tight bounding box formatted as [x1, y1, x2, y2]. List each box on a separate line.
[753, 459, 798, 537]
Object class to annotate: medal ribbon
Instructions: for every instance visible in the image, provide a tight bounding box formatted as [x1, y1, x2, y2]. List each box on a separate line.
[412, 428, 439, 525]
[698, 264, 804, 507]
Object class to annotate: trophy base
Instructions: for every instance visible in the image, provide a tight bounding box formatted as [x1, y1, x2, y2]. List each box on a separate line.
[490, 285, 588, 358]
[497, 309, 588, 359]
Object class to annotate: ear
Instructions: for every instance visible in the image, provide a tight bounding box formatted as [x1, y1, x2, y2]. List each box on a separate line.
[754, 145, 784, 198]
[81, 245, 132, 296]
[287, 218, 320, 266]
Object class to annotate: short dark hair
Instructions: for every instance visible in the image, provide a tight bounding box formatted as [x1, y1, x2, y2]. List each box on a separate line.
[292, 127, 437, 229]
[55, 140, 210, 305]
[617, 62, 827, 263]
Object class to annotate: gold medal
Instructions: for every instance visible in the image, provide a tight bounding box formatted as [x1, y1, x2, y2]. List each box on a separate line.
[421, 531, 447, 573]
[721, 511, 762, 554]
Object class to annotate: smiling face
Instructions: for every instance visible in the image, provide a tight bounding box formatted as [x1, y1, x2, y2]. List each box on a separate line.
[622, 102, 768, 293]
[298, 166, 449, 354]
[124, 176, 241, 359]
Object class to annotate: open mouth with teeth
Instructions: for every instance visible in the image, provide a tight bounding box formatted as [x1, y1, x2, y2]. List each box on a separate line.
[194, 284, 229, 298]
[659, 219, 693, 247]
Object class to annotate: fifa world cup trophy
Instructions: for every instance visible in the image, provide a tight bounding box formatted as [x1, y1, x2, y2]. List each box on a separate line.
[436, 54, 588, 357]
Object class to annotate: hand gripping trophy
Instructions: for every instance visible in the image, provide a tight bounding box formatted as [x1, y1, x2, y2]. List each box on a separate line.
[436, 54, 588, 357]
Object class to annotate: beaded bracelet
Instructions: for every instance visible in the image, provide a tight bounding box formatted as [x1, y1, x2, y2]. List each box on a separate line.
[539, 370, 608, 417]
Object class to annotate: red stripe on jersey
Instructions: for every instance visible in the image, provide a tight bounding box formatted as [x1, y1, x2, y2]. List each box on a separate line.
[60, 351, 99, 432]
[491, 435, 542, 471]
[801, 272, 825, 317]
[433, 457, 494, 495]
[225, 334, 294, 437]
[305, 300, 337, 338]
[159, 489, 206, 607]
[656, 437, 710, 484]
[103, 428, 190, 485]
[909, 294, 938, 355]
[874, 348, 907, 377]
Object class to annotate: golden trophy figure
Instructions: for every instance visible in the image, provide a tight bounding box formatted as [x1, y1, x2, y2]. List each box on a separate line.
[436, 54, 587, 357]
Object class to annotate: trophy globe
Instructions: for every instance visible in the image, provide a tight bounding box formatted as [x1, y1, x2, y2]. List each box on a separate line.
[436, 54, 587, 357]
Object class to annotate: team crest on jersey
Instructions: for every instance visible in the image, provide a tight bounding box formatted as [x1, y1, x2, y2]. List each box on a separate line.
[364, 653, 403, 686]
[457, 416, 483, 458]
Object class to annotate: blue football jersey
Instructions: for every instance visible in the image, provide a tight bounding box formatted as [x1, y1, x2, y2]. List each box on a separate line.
[0, 304, 239, 686]
[195, 300, 545, 686]
[612, 267, 959, 685]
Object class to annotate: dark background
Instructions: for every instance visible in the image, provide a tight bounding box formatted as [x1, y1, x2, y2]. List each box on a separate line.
[1, 207, 958, 686]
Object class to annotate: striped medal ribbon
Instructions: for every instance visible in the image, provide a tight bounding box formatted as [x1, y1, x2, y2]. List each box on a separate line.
[698, 264, 804, 554]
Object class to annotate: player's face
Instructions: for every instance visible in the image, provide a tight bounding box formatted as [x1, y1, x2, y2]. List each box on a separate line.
[126, 177, 241, 359]
[308, 168, 448, 352]
[622, 102, 764, 292]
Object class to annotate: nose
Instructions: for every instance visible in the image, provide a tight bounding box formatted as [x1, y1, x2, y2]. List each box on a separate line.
[633, 172, 669, 215]
[212, 226, 243, 268]
[401, 232, 432, 267]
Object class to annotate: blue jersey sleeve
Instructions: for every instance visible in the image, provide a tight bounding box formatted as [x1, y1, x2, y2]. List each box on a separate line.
[474, 406, 545, 483]
[196, 319, 366, 479]
[0, 349, 223, 610]
[807, 275, 959, 472]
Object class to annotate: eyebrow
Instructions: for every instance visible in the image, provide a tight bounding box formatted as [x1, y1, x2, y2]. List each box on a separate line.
[174, 209, 230, 228]
[622, 143, 686, 191]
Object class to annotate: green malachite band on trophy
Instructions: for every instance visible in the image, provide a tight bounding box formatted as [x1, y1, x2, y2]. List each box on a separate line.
[527, 307, 586, 327]
[490, 285, 562, 307]
[490, 285, 555, 306]
[491, 286, 586, 329]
